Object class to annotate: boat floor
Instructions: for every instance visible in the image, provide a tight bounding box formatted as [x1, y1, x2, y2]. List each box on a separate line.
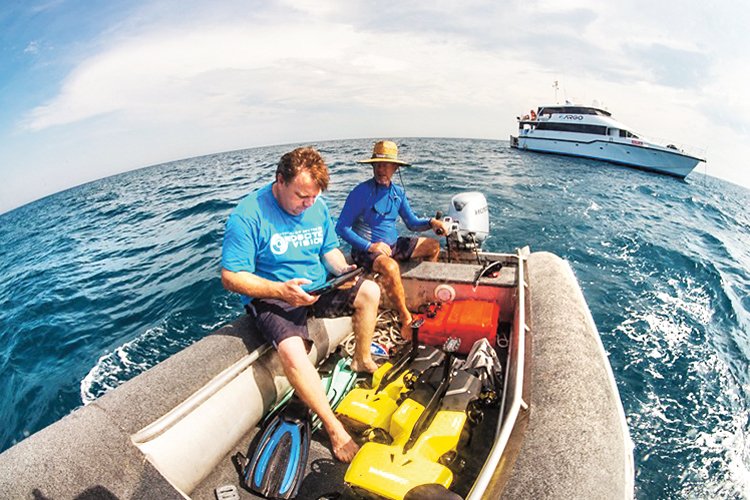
[190, 420, 342, 499]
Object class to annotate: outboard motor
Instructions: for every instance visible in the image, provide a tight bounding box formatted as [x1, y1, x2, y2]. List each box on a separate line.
[440, 192, 489, 253]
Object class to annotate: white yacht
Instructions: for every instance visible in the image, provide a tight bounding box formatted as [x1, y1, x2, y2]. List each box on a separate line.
[510, 104, 704, 179]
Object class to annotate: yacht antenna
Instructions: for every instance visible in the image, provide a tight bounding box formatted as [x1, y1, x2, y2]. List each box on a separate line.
[553, 80, 559, 103]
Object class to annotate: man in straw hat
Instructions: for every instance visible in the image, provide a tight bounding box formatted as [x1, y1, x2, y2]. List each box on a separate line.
[336, 140, 450, 339]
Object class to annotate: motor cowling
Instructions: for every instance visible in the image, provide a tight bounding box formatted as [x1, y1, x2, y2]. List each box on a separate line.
[442, 192, 489, 251]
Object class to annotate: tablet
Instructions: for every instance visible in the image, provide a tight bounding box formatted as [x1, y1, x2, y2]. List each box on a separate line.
[308, 267, 365, 296]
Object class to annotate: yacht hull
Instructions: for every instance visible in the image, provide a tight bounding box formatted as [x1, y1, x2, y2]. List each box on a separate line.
[512, 135, 702, 179]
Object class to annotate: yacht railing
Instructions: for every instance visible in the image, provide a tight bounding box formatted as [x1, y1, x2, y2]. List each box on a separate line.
[635, 133, 707, 159]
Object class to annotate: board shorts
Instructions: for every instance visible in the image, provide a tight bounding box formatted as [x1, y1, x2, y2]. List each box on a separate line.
[245, 274, 366, 349]
[350, 236, 419, 271]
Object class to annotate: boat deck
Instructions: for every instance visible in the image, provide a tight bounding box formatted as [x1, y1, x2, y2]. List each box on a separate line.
[192, 427, 344, 499]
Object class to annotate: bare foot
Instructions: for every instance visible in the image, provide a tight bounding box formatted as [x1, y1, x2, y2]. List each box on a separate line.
[400, 312, 415, 341]
[326, 421, 360, 462]
[350, 357, 379, 374]
[400, 322, 413, 341]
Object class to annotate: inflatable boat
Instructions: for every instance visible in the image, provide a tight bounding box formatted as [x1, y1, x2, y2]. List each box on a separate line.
[0, 193, 634, 499]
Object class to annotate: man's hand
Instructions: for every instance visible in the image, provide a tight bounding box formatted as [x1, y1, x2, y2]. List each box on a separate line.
[430, 218, 451, 236]
[336, 263, 357, 275]
[279, 278, 318, 306]
[368, 242, 392, 257]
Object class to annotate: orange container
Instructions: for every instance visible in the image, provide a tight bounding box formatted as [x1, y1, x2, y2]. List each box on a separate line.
[417, 300, 500, 354]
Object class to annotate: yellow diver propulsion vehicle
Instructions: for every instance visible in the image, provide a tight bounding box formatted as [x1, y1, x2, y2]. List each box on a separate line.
[344, 339, 495, 500]
[335, 320, 445, 437]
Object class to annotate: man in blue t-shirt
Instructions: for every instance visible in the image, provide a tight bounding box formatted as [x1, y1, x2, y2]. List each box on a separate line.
[336, 140, 449, 339]
[222, 147, 380, 463]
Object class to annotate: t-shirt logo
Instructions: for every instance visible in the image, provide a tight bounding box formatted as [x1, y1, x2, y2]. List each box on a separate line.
[270, 227, 324, 255]
[270, 233, 289, 255]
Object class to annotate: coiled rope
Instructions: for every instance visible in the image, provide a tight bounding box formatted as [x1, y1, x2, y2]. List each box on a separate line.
[341, 309, 409, 358]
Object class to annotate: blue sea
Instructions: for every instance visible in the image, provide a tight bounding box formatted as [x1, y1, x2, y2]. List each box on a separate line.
[0, 138, 748, 498]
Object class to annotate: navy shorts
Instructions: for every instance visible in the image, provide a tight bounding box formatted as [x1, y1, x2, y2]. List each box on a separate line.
[351, 236, 419, 271]
[245, 275, 366, 349]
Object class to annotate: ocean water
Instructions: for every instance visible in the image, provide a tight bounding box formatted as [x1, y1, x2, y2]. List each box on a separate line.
[0, 138, 748, 498]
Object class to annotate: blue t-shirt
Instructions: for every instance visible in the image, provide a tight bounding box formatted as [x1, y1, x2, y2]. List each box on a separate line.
[336, 178, 431, 252]
[221, 183, 339, 304]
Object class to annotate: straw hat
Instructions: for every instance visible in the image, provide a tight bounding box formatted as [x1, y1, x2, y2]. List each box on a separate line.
[358, 140, 411, 166]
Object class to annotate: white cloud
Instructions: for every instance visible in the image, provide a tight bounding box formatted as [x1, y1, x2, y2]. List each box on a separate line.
[23, 41, 40, 54]
[24, 16, 533, 134]
[5, 0, 750, 214]
[24, 22, 352, 130]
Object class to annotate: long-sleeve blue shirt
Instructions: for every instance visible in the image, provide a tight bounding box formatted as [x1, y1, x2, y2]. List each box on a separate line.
[336, 178, 431, 252]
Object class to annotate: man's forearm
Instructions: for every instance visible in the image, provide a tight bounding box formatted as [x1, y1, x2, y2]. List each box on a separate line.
[220, 268, 282, 300]
[335, 222, 371, 252]
[322, 249, 352, 275]
[404, 217, 432, 232]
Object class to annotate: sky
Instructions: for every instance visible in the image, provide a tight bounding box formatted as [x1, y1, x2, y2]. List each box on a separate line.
[1, 0, 748, 214]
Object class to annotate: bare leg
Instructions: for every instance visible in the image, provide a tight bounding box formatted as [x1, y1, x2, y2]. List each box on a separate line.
[372, 255, 414, 340]
[349, 279, 380, 374]
[411, 237, 440, 262]
[276, 336, 359, 462]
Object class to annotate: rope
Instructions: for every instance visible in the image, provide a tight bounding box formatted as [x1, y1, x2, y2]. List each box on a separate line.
[341, 309, 408, 358]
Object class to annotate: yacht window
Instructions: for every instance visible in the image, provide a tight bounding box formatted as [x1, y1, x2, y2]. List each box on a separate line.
[619, 130, 639, 139]
[535, 122, 607, 135]
[537, 106, 611, 117]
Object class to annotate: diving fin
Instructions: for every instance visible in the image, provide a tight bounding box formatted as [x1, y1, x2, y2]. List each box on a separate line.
[240, 356, 355, 498]
[261, 355, 354, 431]
[326, 357, 358, 408]
[243, 397, 311, 499]
[312, 356, 357, 432]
